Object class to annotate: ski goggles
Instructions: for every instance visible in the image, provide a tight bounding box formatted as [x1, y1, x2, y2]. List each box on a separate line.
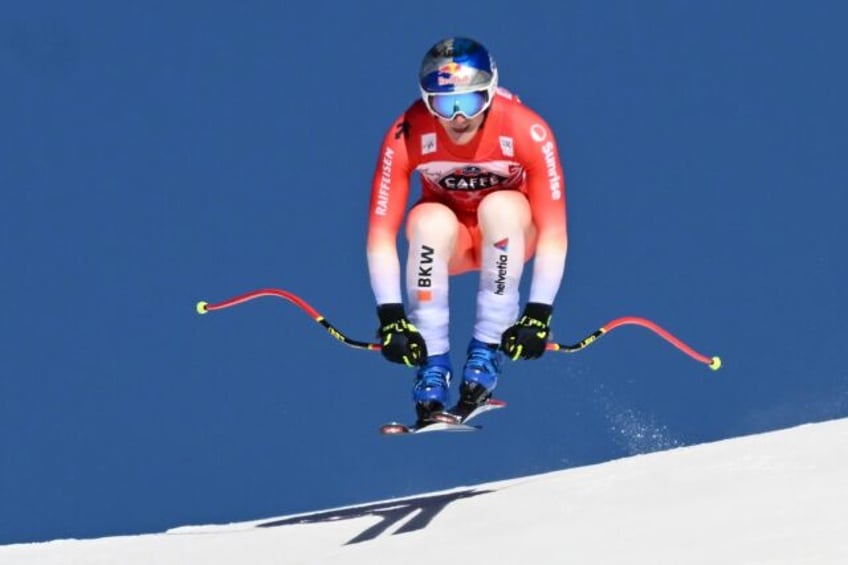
[423, 90, 491, 120]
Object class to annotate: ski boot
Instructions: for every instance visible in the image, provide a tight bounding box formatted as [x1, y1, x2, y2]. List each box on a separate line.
[413, 353, 454, 425]
[456, 338, 502, 419]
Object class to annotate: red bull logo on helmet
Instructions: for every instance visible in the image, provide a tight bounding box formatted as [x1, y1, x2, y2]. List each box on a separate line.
[437, 62, 475, 87]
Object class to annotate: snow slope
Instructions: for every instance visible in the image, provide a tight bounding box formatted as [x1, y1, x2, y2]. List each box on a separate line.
[2, 418, 847, 565]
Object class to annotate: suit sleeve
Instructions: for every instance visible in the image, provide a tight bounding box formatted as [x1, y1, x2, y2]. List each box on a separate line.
[521, 118, 568, 306]
[366, 118, 413, 306]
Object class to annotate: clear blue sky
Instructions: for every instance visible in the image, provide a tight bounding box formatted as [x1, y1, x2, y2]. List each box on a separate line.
[2, 1, 846, 545]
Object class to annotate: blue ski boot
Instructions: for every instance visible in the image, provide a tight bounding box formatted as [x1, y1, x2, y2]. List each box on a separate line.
[459, 338, 502, 408]
[413, 353, 452, 423]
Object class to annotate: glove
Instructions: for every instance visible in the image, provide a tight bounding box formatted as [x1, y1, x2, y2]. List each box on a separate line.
[376, 303, 428, 366]
[501, 303, 553, 360]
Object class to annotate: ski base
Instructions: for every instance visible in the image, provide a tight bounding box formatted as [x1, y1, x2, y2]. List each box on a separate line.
[379, 398, 506, 436]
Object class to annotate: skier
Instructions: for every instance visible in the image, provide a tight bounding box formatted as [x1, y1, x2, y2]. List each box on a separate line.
[367, 36, 568, 425]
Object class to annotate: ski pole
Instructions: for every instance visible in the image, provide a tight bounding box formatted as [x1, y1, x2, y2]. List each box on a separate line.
[546, 316, 721, 370]
[196, 288, 721, 370]
[197, 288, 380, 352]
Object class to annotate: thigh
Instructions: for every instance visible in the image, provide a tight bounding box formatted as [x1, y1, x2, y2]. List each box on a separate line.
[448, 220, 482, 275]
[448, 194, 539, 276]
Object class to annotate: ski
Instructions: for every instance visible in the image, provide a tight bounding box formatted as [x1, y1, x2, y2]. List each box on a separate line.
[379, 398, 506, 435]
[379, 420, 480, 435]
[449, 397, 506, 423]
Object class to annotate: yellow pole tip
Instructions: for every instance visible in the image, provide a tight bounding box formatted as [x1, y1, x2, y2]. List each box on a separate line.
[709, 356, 722, 371]
[196, 301, 209, 315]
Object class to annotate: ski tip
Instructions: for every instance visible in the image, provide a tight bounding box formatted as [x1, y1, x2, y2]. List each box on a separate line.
[379, 423, 412, 435]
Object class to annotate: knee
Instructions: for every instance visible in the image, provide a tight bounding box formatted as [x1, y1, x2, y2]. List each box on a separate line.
[478, 191, 531, 229]
[406, 203, 459, 242]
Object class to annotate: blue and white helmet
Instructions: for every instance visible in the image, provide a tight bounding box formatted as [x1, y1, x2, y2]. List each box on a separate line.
[418, 37, 499, 120]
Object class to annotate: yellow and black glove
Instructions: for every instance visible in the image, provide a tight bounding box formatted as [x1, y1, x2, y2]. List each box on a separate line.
[501, 303, 553, 360]
[376, 303, 428, 367]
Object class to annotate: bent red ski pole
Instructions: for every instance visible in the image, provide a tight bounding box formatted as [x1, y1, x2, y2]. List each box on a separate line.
[197, 288, 721, 370]
[197, 288, 380, 352]
[545, 316, 721, 370]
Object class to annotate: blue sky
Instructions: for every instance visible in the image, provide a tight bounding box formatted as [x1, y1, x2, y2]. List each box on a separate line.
[2, 1, 846, 544]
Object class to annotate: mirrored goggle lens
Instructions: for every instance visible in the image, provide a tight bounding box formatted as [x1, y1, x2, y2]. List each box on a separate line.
[427, 91, 489, 119]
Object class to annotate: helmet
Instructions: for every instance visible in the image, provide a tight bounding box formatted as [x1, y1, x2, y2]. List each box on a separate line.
[418, 37, 498, 120]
